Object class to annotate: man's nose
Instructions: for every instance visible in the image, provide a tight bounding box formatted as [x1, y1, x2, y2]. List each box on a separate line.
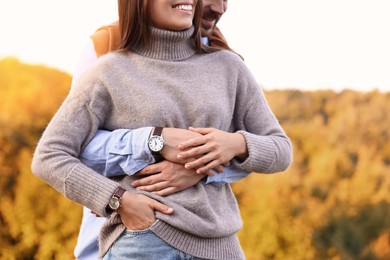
[210, 0, 226, 15]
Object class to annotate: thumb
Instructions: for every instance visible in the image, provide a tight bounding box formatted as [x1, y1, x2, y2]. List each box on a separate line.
[151, 200, 174, 215]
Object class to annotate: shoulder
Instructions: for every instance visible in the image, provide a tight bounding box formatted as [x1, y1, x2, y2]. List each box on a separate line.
[85, 51, 128, 77]
[205, 49, 248, 73]
[72, 52, 127, 90]
[204, 50, 261, 90]
[90, 21, 121, 57]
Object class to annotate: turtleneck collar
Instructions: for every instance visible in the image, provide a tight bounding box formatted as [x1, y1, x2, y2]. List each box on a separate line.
[132, 26, 197, 61]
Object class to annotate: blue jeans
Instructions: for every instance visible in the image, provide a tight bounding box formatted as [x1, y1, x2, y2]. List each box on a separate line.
[103, 229, 205, 260]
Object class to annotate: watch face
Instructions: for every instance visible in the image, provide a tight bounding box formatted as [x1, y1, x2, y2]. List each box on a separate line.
[148, 136, 164, 152]
[109, 197, 120, 210]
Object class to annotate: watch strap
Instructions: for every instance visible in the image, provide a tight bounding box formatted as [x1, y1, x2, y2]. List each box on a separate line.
[150, 127, 164, 162]
[114, 187, 126, 200]
[153, 126, 163, 137]
[107, 187, 126, 213]
[152, 152, 164, 163]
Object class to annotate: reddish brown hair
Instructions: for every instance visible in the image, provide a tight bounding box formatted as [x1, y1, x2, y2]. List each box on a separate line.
[118, 0, 205, 53]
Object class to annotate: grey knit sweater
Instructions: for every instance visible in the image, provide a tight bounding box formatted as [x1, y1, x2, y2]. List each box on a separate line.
[32, 27, 292, 259]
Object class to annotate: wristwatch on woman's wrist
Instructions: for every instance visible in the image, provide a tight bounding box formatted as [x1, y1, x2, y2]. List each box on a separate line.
[148, 127, 165, 162]
[108, 187, 126, 212]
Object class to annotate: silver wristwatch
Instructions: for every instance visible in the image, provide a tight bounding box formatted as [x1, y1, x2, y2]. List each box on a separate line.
[148, 127, 164, 162]
[108, 187, 126, 212]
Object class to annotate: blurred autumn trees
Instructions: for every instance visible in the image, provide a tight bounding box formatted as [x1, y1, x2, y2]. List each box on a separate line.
[0, 58, 80, 260]
[1, 58, 389, 259]
[236, 89, 390, 259]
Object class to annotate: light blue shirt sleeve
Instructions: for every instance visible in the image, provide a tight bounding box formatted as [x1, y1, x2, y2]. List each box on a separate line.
[79, 127, 154, 177]
[205, 166, 251, 187]
[79, 128, 250, 184]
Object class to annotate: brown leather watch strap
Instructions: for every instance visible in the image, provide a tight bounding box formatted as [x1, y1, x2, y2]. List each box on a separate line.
[114, 187, 126, 200]
[150, 127, 164, 162]
[106, 187, 127, 214]
[153, 127, 163, 137]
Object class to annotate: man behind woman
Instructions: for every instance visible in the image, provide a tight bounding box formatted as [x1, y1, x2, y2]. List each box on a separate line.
[32, 0, 292, 259]
[73, 0, 250, 259]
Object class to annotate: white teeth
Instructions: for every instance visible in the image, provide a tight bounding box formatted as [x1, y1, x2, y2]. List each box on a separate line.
[174, 5, 192, 11]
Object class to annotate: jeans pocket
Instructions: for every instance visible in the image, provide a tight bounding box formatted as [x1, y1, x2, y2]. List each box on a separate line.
[124, 228, 151, 237]
[124, 219, 158, 235]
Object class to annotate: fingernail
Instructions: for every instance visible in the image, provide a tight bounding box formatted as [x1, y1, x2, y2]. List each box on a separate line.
[185, 164, 190, 169]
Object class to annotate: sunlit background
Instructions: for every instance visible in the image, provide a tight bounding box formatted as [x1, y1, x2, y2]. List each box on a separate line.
[1, 0, 390, 92]
[1, 1, 390, 259]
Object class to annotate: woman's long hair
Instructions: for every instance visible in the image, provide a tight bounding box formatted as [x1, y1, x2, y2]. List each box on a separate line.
[118, 0, 205, 53]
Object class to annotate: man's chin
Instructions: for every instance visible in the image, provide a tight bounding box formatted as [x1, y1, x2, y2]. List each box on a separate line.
[201, 22, 215, 37]
[201, 28, 214, 38]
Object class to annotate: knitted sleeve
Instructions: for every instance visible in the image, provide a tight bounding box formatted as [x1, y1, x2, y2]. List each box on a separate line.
[229, 60, 293, 173]
[31, 73, 119, 217]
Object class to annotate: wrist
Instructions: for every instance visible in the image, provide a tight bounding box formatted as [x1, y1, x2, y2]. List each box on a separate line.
[234, 132, 248, 161]
[148, 127, 164, 162]
[107, 187, 126, 213]
[116, 191, 131, 215]
[160, 128, 185, 163]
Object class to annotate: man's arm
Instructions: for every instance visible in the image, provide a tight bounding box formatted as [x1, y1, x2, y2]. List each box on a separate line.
[79, 128, 154, 177]
[74, 36, 249, 195]
[131, 161, 250, 197]
[80, 128, 250, 188]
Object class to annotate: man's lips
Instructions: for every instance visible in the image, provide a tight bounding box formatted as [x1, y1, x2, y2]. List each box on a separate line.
[202, 12, 217, 22]
[202, 10, 219, 27]
[201, 15, 217, 29]
[202, 17, 215, 22]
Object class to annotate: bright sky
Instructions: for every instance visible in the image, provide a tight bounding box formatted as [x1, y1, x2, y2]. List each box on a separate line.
[1, 0, 389, 92]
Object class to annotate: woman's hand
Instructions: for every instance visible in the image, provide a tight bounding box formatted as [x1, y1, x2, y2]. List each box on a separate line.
[131, 160, 206, 196]
[160, 127, 223, 175]
[117, 192, 173, 230]
[177, 127, 248, 174]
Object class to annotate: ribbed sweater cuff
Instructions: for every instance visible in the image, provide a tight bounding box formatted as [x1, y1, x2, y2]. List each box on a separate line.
[64, 163, 119, 216]
[232, 130, 276, 173]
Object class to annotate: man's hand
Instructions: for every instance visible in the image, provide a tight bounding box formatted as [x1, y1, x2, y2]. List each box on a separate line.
[131, 160, 206, 196]
[177, 127, 248, 174]
[117, 191, 173, 230]
[160, 128, 201, 164]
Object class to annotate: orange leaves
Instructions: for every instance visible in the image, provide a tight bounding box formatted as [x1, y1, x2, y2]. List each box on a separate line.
[1, 59, 389, 259]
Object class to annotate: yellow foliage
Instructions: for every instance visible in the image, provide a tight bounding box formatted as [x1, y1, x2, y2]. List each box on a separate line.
[370, 233, 390, 259]
[1, 59, 390, 259]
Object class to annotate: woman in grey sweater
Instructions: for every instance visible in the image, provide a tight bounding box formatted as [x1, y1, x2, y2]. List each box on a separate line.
[32, 0, 292, 259]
